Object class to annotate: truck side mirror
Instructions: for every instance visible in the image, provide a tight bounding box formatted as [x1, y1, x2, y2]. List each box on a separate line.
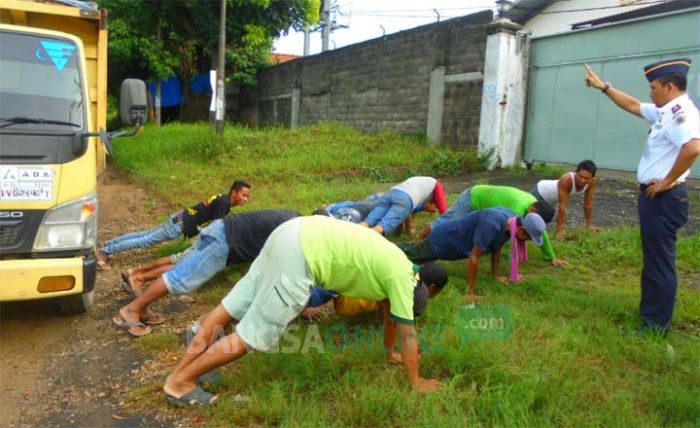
[120, 79, 148, 126]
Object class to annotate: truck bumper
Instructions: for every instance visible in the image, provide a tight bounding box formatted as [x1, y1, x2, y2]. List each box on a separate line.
[0, 257, 96, 302]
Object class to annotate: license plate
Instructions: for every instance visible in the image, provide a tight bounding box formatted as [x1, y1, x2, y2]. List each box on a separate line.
[0, 166, 54, 201]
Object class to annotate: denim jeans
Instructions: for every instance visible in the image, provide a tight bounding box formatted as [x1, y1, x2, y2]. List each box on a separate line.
[162, 219, 229, 294]
[101, 211, 183, 256]
[432, 190, 472, 228]
[363, 189, 413, 235]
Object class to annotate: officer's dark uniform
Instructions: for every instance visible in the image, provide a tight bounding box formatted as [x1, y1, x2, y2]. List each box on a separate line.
[636, 58, 699, 332]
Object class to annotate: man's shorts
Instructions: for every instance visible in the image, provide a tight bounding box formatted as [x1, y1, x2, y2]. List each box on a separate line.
[170, 246, 194, 264]
[221, 217, 313, 352]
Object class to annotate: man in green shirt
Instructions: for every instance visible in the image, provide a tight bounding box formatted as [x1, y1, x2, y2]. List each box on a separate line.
[419, 184, 567, 266]
[163, 216, 443, 406]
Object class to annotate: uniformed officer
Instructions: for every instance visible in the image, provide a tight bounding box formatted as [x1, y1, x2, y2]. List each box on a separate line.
[583, 59, 700, 334]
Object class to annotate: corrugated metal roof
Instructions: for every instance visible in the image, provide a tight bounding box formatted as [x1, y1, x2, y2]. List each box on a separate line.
[503, 0, 557, 24]
[571, 0, 700, 29]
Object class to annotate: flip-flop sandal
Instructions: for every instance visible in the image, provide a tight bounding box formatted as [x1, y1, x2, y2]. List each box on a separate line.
[166, 386, 218, 407]
[197, 371, 223, 389]
[140, 312, 166, 326]
[112, 316, 152, 337]
[120, 273, 141, 298]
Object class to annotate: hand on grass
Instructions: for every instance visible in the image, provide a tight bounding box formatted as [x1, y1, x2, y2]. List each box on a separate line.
[463, 293, 481, 305]
[415, 378, 443, 392]
[300, 306, 325, 321]
[551, 258, 569, 267]
[387, 352, 403, 365]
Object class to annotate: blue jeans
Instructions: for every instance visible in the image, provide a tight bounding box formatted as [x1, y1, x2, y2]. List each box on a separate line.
[334, 207, 364, 223]
[363, 189, 413, 235]
[163, 219, 229, 294]
[101, 212, 183, 256]
[432, 189, 472, 228]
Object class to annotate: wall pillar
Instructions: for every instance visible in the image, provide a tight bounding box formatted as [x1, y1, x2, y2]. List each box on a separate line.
[426, 67, 446, 147]
[478, 18, 529, 169]
[291, 88, 301, 128]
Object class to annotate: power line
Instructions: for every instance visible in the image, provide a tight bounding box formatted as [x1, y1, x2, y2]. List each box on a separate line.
[351, 6, 496, 14]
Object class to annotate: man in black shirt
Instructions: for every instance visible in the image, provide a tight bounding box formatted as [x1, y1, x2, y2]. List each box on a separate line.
[113, 209, 299, 336]
[98, 180, 251, 268]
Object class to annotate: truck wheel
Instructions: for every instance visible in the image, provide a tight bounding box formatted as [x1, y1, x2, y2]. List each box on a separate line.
[58, 290, 94, 315]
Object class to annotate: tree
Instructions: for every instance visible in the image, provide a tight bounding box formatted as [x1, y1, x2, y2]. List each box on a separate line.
[99, 0, 318, 115]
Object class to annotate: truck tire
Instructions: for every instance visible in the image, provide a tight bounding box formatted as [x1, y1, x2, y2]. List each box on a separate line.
[58, 290, 94, 315]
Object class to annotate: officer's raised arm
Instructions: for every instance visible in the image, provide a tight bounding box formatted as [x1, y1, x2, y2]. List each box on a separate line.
[584, 63, 642, 117]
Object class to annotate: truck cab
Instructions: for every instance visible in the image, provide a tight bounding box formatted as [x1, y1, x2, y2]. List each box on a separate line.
[0, 0, 145, 314]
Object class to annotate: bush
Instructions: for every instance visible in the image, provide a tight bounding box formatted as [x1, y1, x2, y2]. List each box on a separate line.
[432, 148, 489, 176]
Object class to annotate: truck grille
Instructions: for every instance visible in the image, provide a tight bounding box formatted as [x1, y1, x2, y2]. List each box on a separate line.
[0, 223, 24, 248]
[0, 211, 44, 254]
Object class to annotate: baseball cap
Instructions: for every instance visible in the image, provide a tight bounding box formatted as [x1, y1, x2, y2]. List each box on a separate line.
[414, 263, 448, 317]
[413, 283, 429, 317]
[522, 213, 545, 246]
[311, 208, 330, 216]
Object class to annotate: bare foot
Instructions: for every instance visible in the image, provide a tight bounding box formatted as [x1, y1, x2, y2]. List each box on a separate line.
[164, 373, 198, 399]
[96, 249, 109, 270]
[118, 306, 148, 335]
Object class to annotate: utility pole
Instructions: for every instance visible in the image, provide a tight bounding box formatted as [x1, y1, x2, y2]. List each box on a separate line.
[321, 0, 330, 52]
[155, 20, 162, 126]
[215, 0, 226, 136]
[303, 25, 310, 56]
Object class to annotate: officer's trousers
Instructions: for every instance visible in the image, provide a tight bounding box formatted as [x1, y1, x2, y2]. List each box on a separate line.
[637, 183, 688, 330]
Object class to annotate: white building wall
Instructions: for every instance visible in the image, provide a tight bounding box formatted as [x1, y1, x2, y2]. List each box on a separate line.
[523, 0, 653, 36]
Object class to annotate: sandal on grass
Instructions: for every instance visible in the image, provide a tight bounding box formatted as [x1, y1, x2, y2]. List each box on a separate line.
[166, 386, 218, 407]
[140, 312, 166, 326]
[112, 316, 151, 337]
[197, 371, 223, 389]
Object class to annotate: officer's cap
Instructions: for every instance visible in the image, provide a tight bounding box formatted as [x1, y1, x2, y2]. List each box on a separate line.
[644, 58, 692, 82]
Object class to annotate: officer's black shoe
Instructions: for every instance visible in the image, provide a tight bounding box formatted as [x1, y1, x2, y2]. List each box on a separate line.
[632, 323, 669, 337]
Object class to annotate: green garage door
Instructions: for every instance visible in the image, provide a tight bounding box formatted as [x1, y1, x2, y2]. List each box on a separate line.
[525, 8, 700, 177]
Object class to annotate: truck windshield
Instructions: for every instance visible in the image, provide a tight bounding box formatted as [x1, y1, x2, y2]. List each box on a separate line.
[0, 31, 84, 131]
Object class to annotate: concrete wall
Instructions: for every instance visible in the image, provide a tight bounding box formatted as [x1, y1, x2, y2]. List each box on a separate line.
[239, 10, 493, 147]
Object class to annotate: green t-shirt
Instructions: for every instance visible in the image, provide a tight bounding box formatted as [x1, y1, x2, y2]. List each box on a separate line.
[300, 216, 415, 324]
[470, 185, 555, 260]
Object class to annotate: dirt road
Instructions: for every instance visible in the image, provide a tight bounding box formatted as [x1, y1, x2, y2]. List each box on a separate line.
[0, 166, 189, 428]
[1, 164, 698, 427]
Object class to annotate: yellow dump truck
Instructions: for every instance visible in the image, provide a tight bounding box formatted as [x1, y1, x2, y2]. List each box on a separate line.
[0, 0, 146, 313]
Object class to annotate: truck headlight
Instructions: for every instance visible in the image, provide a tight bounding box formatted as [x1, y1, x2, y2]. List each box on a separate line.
[33, 193, 98, 251]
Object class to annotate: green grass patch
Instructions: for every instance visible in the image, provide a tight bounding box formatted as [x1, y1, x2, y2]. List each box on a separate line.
[132, 332, 179, 354]
[113, 122, 485, 212]
[114, 122, 699, 427]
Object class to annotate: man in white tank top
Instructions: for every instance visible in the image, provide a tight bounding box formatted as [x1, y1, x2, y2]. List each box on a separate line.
[530, 160, 599, 239]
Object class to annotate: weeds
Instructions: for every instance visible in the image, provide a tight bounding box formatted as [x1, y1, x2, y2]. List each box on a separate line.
[113, 122, 699, 427]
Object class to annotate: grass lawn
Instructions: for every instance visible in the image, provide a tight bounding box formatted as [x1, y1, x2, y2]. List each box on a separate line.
[113, 122, 700, 427]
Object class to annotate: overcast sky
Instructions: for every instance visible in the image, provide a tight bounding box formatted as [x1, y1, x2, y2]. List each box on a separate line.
[273, 0, 498, 56]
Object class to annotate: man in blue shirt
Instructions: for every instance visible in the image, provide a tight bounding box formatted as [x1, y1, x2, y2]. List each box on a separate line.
[398, 208, 545, 303]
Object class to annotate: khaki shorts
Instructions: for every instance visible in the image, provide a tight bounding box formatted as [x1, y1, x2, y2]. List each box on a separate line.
[221, 218, 313, 352]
